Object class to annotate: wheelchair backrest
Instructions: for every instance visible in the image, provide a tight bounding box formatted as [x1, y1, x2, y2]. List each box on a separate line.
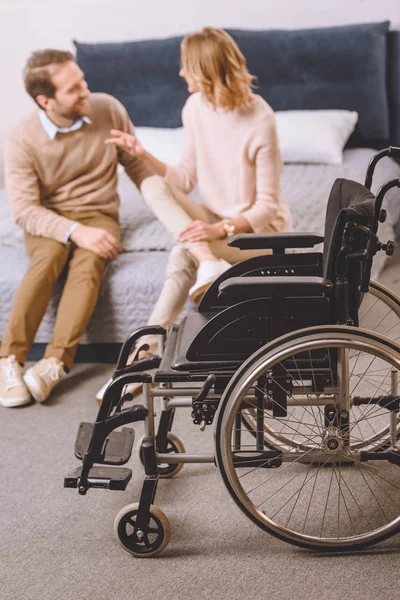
[323, 178, 376, 322]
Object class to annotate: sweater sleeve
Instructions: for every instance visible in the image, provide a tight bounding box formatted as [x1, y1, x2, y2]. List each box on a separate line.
[5, 135, 77, 243]
[111, 98, 154, 188]
[165, 101, 197, 193]
[242, 115, 283, 233]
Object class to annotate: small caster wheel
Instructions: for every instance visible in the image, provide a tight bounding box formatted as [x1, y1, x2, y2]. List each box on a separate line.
[138, 432, 186, 478]
[114, 502, 171, 557]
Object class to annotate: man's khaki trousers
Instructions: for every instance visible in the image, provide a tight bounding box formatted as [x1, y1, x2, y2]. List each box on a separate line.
[0, 209, 120, 370]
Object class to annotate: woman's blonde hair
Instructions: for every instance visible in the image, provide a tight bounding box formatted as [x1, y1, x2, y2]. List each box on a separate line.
[180, 27, 256, 111]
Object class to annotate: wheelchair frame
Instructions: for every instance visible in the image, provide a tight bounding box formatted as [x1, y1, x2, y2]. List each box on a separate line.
[65, 147, 400, 556]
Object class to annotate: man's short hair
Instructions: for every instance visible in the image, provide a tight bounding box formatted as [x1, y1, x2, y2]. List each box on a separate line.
[24, 49, 75, 104]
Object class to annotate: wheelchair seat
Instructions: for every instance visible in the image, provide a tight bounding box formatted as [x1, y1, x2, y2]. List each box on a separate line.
[160, 315, 243, 372]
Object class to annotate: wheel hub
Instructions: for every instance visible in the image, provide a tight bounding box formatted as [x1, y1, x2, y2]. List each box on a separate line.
[321, 427, 345, 454]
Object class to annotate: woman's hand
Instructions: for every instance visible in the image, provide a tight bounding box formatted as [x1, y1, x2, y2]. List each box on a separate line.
[105, 130, 145, 157]
[178, 220, 225, 242]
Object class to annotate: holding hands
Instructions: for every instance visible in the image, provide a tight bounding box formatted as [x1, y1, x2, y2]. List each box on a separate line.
[105, 130, 230, 245]
[105, 130, 145, 157]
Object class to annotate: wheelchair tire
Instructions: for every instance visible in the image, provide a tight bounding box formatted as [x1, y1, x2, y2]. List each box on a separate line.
[216, 325, 400, 551]
[242, 280, 400, 452]
[114, 502, 171, 557]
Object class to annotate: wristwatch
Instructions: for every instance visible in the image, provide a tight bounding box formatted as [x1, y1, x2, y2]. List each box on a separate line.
[222, 220, 236, 238]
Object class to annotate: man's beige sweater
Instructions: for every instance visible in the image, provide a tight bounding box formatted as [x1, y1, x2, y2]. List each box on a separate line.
[4, 93, 153, 243]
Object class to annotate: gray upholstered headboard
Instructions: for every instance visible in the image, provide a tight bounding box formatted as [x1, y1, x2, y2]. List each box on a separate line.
[74, 22, 400, 148]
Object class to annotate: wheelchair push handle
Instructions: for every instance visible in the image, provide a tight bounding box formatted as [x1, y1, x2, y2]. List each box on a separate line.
[359, 177, 399, 293]
[364, 146, 400, 190]
[373, 177, 400, 234]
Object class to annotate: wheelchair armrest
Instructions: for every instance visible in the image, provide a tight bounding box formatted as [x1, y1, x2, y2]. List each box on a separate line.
[218, 276, 333, 300]
[228, 232, 324, 252]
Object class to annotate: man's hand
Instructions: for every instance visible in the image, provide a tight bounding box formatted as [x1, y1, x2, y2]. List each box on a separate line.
[70, 224, 121, 259]
[178, 220, 225, 243]
[105, 130, 145, 157]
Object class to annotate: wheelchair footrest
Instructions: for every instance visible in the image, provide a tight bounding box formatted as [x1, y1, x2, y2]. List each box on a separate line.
[74, 422, 135, 465]
[64, 466, 132, 491]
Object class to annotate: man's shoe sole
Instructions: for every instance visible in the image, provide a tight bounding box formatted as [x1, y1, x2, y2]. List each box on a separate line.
[0, 394, 31, 408]
[23, 370, 48, 403]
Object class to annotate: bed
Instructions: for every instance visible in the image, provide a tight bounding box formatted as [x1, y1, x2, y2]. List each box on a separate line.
[0, 21, 399, 359]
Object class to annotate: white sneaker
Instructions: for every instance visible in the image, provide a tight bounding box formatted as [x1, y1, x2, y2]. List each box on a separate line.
[23, 357, 66, 403]
[0, 355, 31, 408]
[189, 259, 231, 303]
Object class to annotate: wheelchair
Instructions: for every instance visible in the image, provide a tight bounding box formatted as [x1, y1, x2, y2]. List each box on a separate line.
[65, 147, 400, 556]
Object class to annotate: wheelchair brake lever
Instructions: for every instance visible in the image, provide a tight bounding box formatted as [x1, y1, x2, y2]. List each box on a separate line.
[195, 374, 216, 403]
[193, 375, 217, 432]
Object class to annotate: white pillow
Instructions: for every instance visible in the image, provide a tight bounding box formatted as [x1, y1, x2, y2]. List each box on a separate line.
[131, 110, 358, 168]
[134, 126, 185, 165]
[275, 110, 358, 165]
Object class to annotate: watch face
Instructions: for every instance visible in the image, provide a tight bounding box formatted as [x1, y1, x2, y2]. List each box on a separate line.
[223, 221, 235, 237]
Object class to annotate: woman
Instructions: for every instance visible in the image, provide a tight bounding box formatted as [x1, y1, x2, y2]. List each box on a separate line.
[96, 27, 292, 401]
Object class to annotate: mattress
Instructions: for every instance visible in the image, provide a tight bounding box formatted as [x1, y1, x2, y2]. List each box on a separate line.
[0, 148, 399, 344]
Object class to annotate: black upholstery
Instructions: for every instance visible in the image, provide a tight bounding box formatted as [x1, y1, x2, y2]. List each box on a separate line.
[323, 178, 375, 280]
[198, 252, 323, 313]
[219, 276, 333, 300]
[228, 232, 324, 251]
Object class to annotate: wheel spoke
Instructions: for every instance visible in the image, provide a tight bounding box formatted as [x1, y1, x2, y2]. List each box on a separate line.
[331, 461, 356, 537]
[354, 463, 391, 522]
[244, 399, 321, 447]
[320, 464, 335, 538]
[359, 297, 379, 321]
[147, 527, 160, 535]
[242, 405, 322, 442]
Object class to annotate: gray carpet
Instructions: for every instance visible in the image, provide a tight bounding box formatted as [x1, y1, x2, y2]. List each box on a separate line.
[1, 253, 400, 600]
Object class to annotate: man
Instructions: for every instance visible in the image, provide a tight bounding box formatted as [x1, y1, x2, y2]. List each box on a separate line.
[0, 49, 154, 408]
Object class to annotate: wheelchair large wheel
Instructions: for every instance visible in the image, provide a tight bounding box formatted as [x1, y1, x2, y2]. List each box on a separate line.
[242, 280, 400, 451]
[216, 326, 400, 550]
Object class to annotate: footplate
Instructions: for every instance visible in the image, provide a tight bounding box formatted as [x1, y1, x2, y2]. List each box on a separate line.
[74, 422, 135, 465]
[64, 466, 132, 491]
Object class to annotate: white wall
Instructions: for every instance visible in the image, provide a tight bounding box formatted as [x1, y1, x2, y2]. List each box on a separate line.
[0, 0, 399, 186]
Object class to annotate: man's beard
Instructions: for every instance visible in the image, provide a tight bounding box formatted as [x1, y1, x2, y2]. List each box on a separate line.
[57, 100, 91, 121]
